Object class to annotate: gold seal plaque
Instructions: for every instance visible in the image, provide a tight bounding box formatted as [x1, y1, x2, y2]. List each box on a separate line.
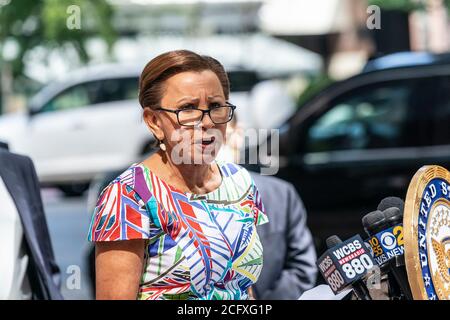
[404, 165, 450, 300]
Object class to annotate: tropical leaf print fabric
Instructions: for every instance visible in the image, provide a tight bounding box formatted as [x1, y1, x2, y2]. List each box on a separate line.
[88, 161, 268, 300]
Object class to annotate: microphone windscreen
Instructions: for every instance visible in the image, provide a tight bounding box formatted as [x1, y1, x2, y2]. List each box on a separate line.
[361, 210, 384, 229]
[382, 207, 402, 220]
[326, 235, 342, 248]
[377, 197, 404, 213]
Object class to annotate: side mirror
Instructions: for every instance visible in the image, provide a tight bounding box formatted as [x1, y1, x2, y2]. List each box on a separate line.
[27, 105, 40, 117]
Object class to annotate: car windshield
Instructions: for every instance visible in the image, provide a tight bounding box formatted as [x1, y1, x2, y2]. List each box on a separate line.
[227, 70, 260, 92]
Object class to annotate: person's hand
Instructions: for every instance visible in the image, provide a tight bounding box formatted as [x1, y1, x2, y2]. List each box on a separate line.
[248, 286, 256, 300]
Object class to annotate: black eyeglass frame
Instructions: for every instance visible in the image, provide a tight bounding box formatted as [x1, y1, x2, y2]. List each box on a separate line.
[155, 102, 236, 127]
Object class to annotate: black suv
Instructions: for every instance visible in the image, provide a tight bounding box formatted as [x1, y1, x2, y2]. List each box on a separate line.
[261, 52, 450, 253]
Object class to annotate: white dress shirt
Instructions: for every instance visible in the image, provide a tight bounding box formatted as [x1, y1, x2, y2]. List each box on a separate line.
[0, 176, 32, 300]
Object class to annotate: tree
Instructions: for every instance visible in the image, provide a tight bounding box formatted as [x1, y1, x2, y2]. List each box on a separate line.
[0, 0, 116, 113]
[368, 0, 425, 12]
[369, 0, 450, 13]
[367, 0, 450, 55]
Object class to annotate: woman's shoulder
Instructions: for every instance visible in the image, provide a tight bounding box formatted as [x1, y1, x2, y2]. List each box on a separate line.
[99, 163, 154, 202]
[88, 163, 156, 242]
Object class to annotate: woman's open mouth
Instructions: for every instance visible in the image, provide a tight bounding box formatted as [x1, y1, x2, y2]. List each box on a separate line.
[202, 137, 215, 145]
[196, 136, 216, 149]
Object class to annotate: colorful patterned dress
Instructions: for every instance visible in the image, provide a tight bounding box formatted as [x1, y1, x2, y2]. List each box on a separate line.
[87, 161, 268, 300]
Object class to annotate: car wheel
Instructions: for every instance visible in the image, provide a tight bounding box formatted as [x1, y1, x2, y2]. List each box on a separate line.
[58, 183, 90, 197]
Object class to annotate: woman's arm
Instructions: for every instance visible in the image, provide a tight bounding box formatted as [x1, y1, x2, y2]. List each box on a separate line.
[95, 239, 146, 300]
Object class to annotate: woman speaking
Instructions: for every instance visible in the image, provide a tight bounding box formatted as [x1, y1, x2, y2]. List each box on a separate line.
[87, 50, 268, 300]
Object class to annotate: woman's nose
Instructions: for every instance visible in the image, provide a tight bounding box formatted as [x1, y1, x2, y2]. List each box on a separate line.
[199, 111, 215, 128]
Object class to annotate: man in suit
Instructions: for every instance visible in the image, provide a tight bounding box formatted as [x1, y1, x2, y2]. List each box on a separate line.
[217, 116, 318, 299]
[0, 142, 63, 299]
[251, 173, 318, 299]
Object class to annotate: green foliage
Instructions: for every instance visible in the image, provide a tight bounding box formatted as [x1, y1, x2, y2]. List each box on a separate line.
[368, 0, 450, 13]
[0, 0, 116, 76]
[368, 0, 450, 17]
[368, 0, 426, 12]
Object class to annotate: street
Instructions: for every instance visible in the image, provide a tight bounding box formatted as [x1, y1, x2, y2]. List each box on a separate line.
[42, 188, 94, 300]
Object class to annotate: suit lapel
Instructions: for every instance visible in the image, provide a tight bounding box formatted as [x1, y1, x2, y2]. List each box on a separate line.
[0, 158, 52, 293]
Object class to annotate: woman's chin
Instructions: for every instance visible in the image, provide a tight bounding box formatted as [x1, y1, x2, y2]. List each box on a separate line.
[190, 145, 218, 164]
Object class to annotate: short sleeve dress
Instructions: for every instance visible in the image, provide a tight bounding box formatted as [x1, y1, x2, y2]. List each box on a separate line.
[87, 161, 268, 300]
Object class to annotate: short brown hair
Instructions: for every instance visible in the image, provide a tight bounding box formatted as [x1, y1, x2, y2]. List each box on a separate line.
[138, 50, 230, 109]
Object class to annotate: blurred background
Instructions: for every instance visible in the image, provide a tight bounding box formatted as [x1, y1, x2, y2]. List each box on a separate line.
[1, 0, 450, 299]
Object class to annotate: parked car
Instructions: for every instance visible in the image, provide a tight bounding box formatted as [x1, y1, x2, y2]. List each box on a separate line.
[0, 64, 261, 196]
[251, 52, 450, 254]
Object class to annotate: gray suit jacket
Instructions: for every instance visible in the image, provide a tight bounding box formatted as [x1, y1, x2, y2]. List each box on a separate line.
[251, 172, 317, 299]
[0, 147, 63, 299]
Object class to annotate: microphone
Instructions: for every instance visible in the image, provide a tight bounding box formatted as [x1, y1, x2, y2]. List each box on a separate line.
[362, 210, 386, 237]
[362, 207, 403, 299]
[377, 197, 406, 270]
[362, 197, 413, 300]
[377, 196, 404, 213]
[316, 235, 374, 300]
[379, 198, 413, 300]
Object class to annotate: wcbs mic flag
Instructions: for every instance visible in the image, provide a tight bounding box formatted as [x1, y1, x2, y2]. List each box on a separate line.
[316, 235, 376, 294]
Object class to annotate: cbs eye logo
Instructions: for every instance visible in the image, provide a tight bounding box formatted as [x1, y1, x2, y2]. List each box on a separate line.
[380, 226, 404, 250]
[380, 232, 397, 250]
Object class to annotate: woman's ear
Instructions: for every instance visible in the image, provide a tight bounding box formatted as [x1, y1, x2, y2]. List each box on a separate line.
[143, 108, 164, 140]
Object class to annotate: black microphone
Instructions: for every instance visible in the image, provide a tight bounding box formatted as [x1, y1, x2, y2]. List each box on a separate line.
[377, 196, 404, 213]
[379, 198, 413, 300]
[362, 207, 403, 299]
[377, 198, 406, 269]
[362, 197, 413, 300]
[317, 235, 373, 300]
[362, 210, 386, 236]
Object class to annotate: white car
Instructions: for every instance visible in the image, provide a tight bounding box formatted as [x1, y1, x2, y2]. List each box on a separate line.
[0, 64, 260, 196]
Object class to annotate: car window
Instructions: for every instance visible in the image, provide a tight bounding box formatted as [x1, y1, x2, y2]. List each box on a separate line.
[228, 71, 259, 92]
[39, 77, 139, 113]
[433, 76, 450, 145]
[305, 79, 432, 153]
[96, 77, 139, 104]
[41, 84, 90, 113]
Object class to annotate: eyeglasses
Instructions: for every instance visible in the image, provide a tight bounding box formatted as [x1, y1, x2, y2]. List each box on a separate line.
[155, 102, 236, 127]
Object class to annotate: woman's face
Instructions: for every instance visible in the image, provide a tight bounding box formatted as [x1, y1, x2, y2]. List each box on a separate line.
[144, 70, 228, 165]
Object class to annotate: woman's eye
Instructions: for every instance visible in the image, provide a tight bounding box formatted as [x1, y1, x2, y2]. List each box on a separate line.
[180, 104, 196, 110]
[210, 103, 222, 109]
